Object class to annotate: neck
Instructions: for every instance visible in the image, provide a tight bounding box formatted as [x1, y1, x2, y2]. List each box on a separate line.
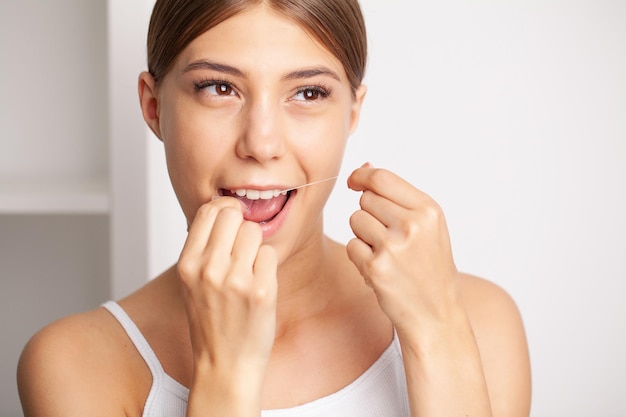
[163, 231, 349, 339]
[273, 233, 343, 335]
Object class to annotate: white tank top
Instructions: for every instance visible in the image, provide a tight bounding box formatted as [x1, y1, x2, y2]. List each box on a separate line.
[103, 301, 410, 417]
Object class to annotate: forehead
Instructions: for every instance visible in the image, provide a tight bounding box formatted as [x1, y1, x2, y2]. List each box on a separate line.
[174, 4, 347, 81]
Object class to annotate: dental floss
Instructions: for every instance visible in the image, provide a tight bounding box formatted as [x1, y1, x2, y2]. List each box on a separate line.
[279, 175, 339, 193]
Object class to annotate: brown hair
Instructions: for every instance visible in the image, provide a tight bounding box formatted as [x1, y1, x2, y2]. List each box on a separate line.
[147, 0, 367, 93]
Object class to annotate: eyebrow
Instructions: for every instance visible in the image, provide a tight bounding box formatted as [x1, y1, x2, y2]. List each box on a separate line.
[282, 66, 341, 82]
[182, 59, 341, 82]
[182, 60, 245, 77]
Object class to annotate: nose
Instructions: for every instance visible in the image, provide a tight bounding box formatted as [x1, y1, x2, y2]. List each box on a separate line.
[235, 93, 286, 163]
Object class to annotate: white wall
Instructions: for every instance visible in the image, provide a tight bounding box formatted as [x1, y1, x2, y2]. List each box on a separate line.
[148, 1, 626, 416]
[349, 2, 626, 416]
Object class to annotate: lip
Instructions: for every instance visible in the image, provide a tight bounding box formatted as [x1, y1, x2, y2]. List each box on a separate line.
[257, 189, 296, 238]
[217, 186, 296, 239]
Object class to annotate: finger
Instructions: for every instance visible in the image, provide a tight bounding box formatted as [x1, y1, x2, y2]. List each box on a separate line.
[253, 245, 278, 303]
[358, 189, 409, 229]
[182, 197, 243, 259]
[349, 208, 387, 249]
[348, 166, 427, 210]
[346, 237, 375, 283]
[205, 205, 245, 257]
[231, 221, 263, 272]
[254, 245, 277, 277]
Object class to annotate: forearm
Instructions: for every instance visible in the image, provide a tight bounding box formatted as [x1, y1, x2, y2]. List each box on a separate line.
[399, 310, 492, 417]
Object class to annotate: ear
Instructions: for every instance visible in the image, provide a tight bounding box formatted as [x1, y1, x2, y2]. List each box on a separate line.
[349, 84, 368, 135]
[138, 71, 163, 140]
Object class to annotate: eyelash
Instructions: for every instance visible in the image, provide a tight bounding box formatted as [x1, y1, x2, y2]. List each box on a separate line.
[193, 78, 237, 96]
[293, 85, 332, 101]
[192, 78, 332, 101]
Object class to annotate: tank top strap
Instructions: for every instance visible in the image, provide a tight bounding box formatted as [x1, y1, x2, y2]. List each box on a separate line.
[102, 301, 189, 416]
[102, 301, 165, 380]
[392, 327, 402, 357]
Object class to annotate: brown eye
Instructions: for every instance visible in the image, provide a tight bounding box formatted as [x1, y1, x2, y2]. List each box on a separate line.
[194, 80, 237, 97]
[303, 89, 320, 100]
[215, 83, 233, 96]
[293, 86, 330, 102]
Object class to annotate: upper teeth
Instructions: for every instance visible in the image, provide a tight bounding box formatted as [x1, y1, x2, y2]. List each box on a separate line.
[232, 189, 288, 200]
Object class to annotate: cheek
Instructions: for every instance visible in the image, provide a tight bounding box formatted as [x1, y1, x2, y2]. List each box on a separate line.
[291, 109, 352, 166]
[160, 106, 237, 218]
[161, 99, 236, 170]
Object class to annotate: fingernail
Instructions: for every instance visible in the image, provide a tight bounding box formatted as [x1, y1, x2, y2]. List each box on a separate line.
[361, 162, 373, 168]
[210, 195, 221, 201]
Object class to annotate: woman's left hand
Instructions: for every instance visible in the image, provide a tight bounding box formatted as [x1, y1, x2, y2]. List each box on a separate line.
[346, 163, 462, 339]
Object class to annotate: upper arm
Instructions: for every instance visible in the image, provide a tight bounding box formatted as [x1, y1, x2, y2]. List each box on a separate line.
[460, 274, 532, 417]
[17, 313, 136, 417]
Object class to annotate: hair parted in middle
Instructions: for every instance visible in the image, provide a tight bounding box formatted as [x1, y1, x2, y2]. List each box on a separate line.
[147, 0, 367, 93]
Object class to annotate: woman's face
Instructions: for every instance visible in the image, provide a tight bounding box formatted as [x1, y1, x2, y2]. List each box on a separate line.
[142, 4, 365, 259]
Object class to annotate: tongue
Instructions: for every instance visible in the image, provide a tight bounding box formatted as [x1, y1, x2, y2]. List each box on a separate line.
[226, 192, 289, 223]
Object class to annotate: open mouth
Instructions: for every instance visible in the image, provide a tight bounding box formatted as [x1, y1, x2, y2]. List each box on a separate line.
[220, 188, 293, 224]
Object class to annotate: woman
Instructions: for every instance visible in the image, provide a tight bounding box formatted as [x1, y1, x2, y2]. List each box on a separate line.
[17, 1, 531, 416]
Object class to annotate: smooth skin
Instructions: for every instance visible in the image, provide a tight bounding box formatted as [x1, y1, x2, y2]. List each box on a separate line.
[17, 4, 531, 417]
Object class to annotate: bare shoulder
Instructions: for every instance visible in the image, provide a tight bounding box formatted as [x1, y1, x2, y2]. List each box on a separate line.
[458, 273, 522, 321]
[458, 273, 528, 347]
[17, 306, 150, 417]
[458, 272, 532, 416]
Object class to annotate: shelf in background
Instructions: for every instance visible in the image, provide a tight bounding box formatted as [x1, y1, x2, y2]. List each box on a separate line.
[0, 176, 109, 215]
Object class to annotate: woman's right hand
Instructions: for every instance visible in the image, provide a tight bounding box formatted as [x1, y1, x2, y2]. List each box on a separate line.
[177, 197, 278, 415]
